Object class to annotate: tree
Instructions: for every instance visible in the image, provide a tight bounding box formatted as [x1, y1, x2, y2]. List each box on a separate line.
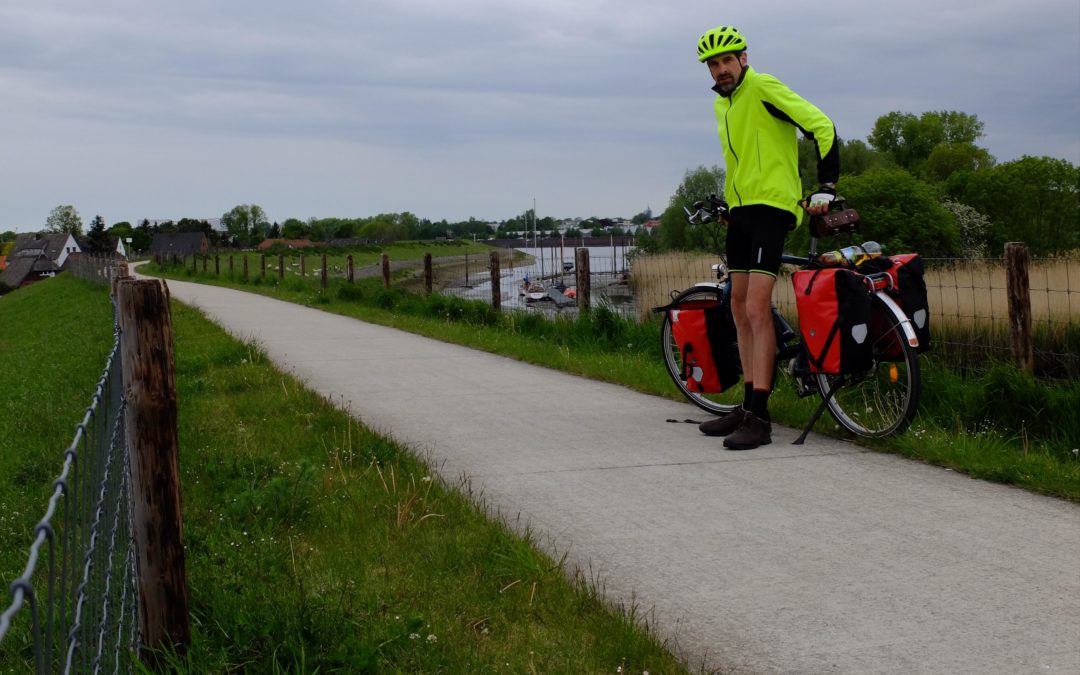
[948, 155, 1079, 255]
[941, 200, 991, 258]
[85, 215, 111, 253]
[221, 204, 269, 247]
[821, 167, 960, 257]
[868, 111, 985, 171]
[631, 207, 653, 224]
[281, 218, 308, 239]
[921, 143, 995, 183]
[659, 165, 726, 251]
[46, 205, 83, 236]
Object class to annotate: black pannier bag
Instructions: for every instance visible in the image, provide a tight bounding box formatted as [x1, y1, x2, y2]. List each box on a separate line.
[860, 253, 931, 353]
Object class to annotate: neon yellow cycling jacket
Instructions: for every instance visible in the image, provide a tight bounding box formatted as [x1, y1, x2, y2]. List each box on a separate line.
[712, 66, 839, 218]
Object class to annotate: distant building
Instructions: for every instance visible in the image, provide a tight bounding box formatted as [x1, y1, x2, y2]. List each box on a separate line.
[150, 232, 209, 257]
[0, 232, 82, 289]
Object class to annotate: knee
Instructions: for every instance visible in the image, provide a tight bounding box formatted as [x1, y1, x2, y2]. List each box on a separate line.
[745, 301, 772, 326]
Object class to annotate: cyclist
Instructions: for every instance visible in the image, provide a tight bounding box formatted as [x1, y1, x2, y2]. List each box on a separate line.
[695, 25, 840, 449]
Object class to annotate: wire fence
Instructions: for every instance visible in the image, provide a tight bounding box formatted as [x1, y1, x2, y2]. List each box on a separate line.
[153, 242, 1080, 378]
[625, 249, 1080, 378]
[0, 322, 139, 673]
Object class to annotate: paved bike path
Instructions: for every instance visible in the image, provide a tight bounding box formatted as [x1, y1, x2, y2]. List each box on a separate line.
[156, 277, 1079, 675]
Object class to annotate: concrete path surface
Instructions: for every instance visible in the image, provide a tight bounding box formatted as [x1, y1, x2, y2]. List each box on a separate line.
[154, 276, 1079, 674]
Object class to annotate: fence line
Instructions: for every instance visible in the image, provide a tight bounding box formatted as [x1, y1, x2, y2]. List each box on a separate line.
[0, 323, 139, 673]
[3, 267, 189, 673]
[152, 244, 1079, 377]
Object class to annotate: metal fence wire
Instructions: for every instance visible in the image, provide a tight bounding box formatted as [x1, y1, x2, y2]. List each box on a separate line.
[0, 320, 140, 674]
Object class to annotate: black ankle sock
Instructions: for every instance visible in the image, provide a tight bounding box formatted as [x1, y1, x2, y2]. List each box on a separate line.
[750, 388, 771, 421]
[743, 383, 754, 410]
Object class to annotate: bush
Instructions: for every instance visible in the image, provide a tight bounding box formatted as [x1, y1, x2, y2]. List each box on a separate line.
[806, 167, 961, 257]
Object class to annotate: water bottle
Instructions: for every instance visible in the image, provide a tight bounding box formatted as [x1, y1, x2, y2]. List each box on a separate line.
[860, 241, 883, 261]
[818, 245, 864, 267]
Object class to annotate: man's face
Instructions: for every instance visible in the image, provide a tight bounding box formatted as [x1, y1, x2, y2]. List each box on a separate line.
[707, 52, 747, 94]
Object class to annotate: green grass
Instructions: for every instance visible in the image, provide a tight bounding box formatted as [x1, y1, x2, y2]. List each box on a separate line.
[0, 276, 696, 674]
[145, 257, 1080, 501]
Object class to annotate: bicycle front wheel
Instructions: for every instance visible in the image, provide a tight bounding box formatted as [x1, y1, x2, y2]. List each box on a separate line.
[659, 288, 742, 415]
[813, 293, 921, 437]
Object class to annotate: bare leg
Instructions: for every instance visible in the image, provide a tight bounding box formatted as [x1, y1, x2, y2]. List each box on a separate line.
[728, 273, 754, 386]
[745, 272, 777, 390]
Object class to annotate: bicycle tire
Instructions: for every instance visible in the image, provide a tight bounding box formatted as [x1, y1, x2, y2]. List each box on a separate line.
[659, 287, 742, 415]
[813, 293, 921, 437]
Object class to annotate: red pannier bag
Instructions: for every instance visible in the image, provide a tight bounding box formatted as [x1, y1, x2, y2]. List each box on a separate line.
[668, 298, 740, 393]
[860, 253, 931, 354]
[792, 268, 874, 374]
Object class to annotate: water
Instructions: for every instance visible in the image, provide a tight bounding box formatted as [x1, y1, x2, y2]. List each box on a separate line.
[445, 244, 636, 313]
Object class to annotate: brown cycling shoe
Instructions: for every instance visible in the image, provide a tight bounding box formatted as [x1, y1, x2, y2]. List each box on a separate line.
[699, 407, 747, 437]
[722, 413, 772, 450]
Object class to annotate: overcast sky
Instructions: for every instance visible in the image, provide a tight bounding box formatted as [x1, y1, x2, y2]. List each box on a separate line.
[2, 0, 1078, 232]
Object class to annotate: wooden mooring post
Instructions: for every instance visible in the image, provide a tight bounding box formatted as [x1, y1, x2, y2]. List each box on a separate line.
[424, 253, 433, 295]
[321, 253, 328, 289]
[347, 254, 354, 283]
[575, 247, 591, 312]
[489, 251, 501, 310]
[381, 253, 390, 289]
[1005, 242, 1034, 374]
[114, 278, 191, 664]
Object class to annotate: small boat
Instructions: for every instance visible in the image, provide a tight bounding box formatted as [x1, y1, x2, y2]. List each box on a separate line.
[521, 281, 547, 302]
[562, 262, 574, 272]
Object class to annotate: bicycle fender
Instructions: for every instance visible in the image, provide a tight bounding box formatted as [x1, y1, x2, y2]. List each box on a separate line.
[874, 290, 919, 349]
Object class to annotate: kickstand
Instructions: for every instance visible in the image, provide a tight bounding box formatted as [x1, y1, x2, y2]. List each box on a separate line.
[793, 377, 842, 445]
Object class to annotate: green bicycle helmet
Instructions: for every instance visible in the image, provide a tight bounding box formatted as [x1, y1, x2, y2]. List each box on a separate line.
[696, 26, 747, 62]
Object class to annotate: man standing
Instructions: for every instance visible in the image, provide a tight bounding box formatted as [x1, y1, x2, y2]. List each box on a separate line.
[695, 26, 840, 449]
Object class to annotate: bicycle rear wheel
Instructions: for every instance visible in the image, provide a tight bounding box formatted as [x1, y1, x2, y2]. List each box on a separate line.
[813, 293, 921, 437]
[659, 287, 742, 415]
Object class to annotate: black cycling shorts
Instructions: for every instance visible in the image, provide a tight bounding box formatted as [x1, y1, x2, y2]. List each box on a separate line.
[725, 204, 795, 276]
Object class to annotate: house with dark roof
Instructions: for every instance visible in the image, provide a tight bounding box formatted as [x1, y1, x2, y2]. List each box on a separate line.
[150, 232, 209, 257]
[0, 232, 82, 290]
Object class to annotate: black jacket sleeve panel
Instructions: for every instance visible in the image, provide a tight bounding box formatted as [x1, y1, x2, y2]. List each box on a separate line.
[761, 101, 841, 186]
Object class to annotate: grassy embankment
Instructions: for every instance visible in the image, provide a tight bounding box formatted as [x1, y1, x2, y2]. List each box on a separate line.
[0, 276, 696, 674]
[144, 246, 1080, 502]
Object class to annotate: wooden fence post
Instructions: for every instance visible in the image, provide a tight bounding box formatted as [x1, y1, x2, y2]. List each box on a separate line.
[381, 253, 390, 289]
[242, 255, 248, 280]
[115, 279, 191, 664]
[300, 254, 306, 277]
[347, 254, 354, 283]
[261, 255, 266, 279]
[228, 255, 234, 274]
[489, 251, 501, 310]
[575, 247, 591, 312]
[321, 253, 328, 289]
[202, 255, 207, 273]
[214, 255, 220, 275]
[424, 253, 433, 295]
[278, 255, 285, 280]
[1005, 242, 1034, 374]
